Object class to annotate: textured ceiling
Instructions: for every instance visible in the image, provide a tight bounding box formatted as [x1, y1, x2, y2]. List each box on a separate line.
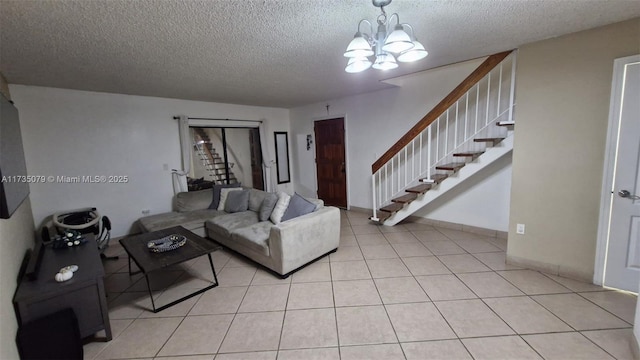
[1, 0, 639, 108]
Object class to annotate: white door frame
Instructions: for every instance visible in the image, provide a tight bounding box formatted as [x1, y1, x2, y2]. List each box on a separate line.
[594, 54, 640, 287]
[312, 114, 350, 209]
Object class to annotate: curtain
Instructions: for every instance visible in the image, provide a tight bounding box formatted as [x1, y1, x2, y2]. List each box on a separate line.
[172, 115, 190, 194]
[259, 121, 275, 192]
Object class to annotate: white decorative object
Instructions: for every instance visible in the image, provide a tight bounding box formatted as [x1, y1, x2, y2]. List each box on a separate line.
[55, 270, 73, 282]
[217, 187, 243, 211]
[60, 265, 78, 273]
[270, 191, 291, 224]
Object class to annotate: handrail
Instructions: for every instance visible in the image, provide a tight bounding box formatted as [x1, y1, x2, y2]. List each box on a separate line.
[371, 50, 513, 173]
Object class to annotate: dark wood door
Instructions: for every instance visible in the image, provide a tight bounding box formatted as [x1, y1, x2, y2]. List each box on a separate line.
[314, 118, 347, 208]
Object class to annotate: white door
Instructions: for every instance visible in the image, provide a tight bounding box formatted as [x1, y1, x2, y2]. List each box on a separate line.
[602, 55, 640, 292]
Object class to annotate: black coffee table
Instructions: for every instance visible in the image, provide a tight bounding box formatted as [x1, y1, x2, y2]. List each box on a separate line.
[119, 226, 219, 313]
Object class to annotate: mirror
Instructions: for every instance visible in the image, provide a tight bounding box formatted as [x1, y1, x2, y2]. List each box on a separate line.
[274, 132, 290, 184]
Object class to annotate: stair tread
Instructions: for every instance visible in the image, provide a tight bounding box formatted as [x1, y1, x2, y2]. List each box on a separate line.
[497, 121, 515, 126]
[453, 151, 485, 157]
[380, 203, 404, 212]
[436, 163, 465, 171]
[474, 137, 504, 143]
[406, 184, 432, 194]
[392, 193, 418, 204]
[420, 173, 448, 184]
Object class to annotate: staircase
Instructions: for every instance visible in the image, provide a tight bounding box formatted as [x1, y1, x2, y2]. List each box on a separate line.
[371, 51, 517, 225]
[193, 128, 239, 185]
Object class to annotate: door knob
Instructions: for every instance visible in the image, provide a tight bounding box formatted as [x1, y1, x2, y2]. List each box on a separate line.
[618, 190, 640, 200]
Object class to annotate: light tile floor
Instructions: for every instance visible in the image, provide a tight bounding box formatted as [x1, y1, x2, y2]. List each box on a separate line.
[87, 210, 637, 360]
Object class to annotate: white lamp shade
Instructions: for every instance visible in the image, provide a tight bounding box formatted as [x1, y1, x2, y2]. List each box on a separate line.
[397, 40, 428, 62]
[382, 25, 414, 53]
[345, 57, 372, 73]
[344, 33, 374, 58]
[372, 53, 398, 70]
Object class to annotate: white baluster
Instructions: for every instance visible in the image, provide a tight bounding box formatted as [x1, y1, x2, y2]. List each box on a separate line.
[404, 147, 408, 187]
[486, 70, 491, 126]
[508, 52, 517, 123]
[419, 133, 423, 177]
[424, 126, 434, 184]
[454, 102, 459, 148]
[445, 110, 449, 155]
[436, 117, 440, 162]
[384, 163, 388, 203]
[475, 84, 480, 133]
[378, 172, 382, 210]
[412, 140, 415, 181]
[465, 92, 469, 141]
[497, 63, 503, 118]
[371, 174, 378, 221]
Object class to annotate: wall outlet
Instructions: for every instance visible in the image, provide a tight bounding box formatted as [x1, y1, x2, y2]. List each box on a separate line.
[516, 223, 525, 235]
[142, 209, 151, 215]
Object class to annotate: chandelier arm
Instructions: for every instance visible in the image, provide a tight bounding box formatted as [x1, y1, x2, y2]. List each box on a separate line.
[387, 13, 400, 27]
[402, 23, 416, 39]
[357, 19, 374, 36]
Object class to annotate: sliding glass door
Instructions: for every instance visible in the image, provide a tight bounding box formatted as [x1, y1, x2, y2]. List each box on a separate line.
[188, 126, 264, 190]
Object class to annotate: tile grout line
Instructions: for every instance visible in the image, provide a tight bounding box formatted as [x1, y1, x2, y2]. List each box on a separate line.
[212, 269, 253, 356]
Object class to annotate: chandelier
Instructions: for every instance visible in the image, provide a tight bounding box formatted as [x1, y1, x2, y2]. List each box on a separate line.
[344, 0, 428, 73]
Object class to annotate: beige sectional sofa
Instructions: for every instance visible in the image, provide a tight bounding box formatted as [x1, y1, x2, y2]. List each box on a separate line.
[138, 188, 340, 277]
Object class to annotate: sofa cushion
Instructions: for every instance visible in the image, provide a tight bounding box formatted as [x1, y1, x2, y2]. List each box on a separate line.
[270, 192, 291, 224]
[248, 189, 268, 212]
[139, 209, 222, 232]
[218, 187, 243, 210]
[307, 197, 324, 210]
[206, 211, 260, 239]
[209, 183, 241, 210]
[230, 221, 272, 256]
[259, 193, 278, 221]
[281, 193, 317, 222]
[176, 189, 213, 212]
[225, 190, 250, 213]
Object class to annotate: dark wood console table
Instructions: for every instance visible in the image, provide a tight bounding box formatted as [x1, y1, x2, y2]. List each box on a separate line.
[13, 241, 112, 341]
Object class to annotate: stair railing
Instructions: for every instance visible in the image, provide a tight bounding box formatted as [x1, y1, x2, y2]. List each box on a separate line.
[193, 132, 216, 179]
[371, 50, 517, 221]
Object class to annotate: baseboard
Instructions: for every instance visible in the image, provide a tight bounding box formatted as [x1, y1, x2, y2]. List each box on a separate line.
[348, 206, 372, 214]
[506, 254, 593, 283]
[406, 215, 505, 238]
[353, 207, 505, 238]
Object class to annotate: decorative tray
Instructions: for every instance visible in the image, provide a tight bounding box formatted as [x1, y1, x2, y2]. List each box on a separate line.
[147, 234, 187, 253]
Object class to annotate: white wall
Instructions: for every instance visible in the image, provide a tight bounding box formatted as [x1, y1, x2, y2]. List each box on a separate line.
[414, 153, 512, 230]
[507, 18, 640, 280]
[289, 58, 512, 231]
[9, 85, 290, 237]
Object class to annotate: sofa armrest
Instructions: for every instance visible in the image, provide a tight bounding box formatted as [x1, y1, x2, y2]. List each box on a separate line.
[269, 206, 340, 275]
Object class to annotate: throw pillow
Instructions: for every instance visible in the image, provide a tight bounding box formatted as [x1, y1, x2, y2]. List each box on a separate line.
[259, 192, 278, 221]
[269, 192, 291, 224]
[218, 187, 243, 211]
[209, 183, 242, 209]
[281, 193, 317, 222]
[224, 190, 250, 213]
